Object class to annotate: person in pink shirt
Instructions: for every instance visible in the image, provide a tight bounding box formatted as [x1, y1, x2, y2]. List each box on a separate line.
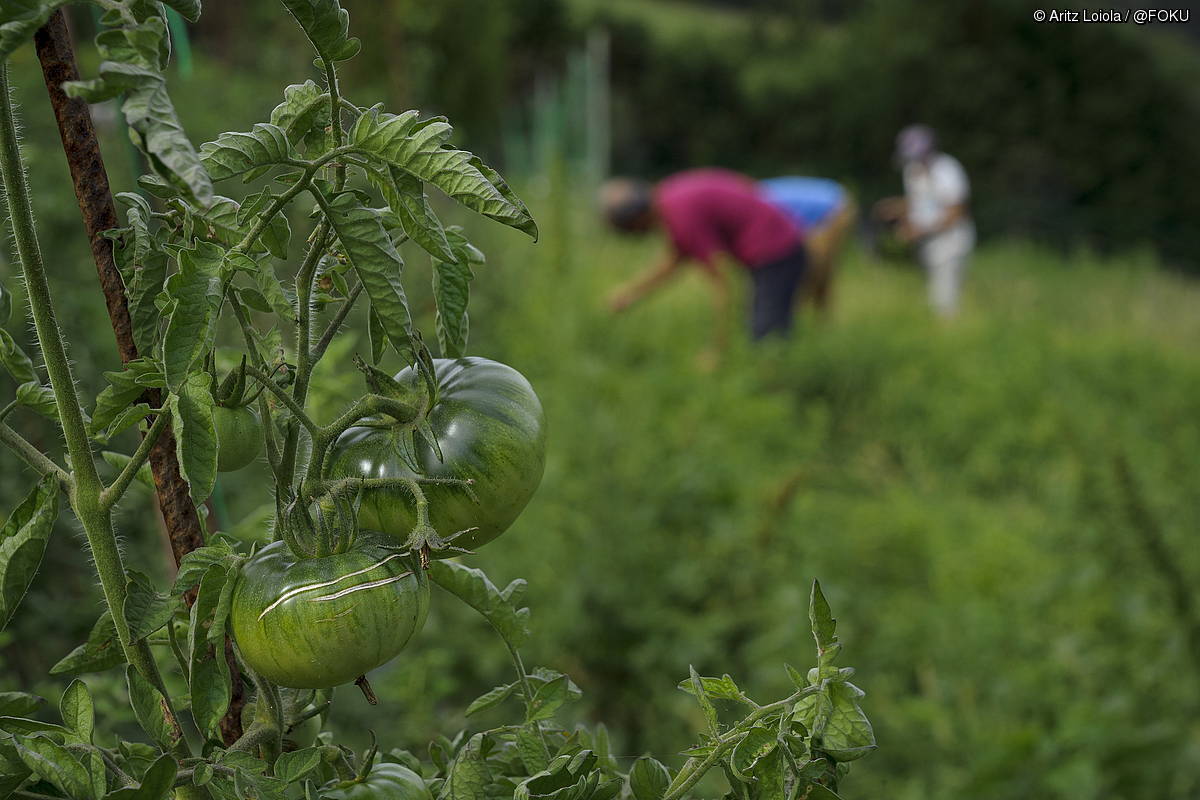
[602, 169, 809, 353]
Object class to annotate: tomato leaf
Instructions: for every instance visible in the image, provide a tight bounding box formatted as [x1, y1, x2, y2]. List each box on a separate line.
[687, 665, 720, 737]
[13, 733, 98, 800]
[163, 242, 223, 391]
[810, 580, 841, 674]
[348, 107, 535, 238]
[321, 191, 418, 361]
[526, 675, 569, 723]
[187, 194, 292, 260]
[274, 747, 322, 783]
[188, 566, 231, 739]
[676, 673, 754, 706]
[59, 679, 94, 744]
[227, 251, 296, 322]
[279, 0, 361, 64]
[50, 610, 125, 675]
[199, 123, 295, 182]
[89, 359, 163, 441]
[0, 330, 63, 422]
[0, 692, 43, 717]
[171, 372, 218, 504]
[65, 60, 212, 207]
[432, 228, 483, 359]
[628, 756, 671, 800]
[103, 752, 178, 800]
[368, 304, 388, 365]
[366, 165, 454, 262]
[124, 569, 176, 642]
[427, 560, 531, 649]
[0, 475, 59, 630]
[126, 666, 181, 752]
[794, 681, 876, 763]
[269, 80, 331, 155]
[101, 451, 155, 493]
[464, 682, 517, 717]
[729, 726, 777, 782]
[172, 542, 236, 597]
[443, 733, 489, 800]
[0, 1, 71, 60]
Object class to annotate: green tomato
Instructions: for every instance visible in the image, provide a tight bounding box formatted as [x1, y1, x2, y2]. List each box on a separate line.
[324, 763, 430, 800]
[230, 535, 429, 688]
[213, 405, 264, 472]
[327, 357, 546, 552]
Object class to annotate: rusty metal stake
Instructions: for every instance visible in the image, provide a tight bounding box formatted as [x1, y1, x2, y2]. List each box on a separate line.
[33, 9, 244, 744]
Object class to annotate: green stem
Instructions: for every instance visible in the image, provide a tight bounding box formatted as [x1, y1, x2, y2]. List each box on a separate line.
[0, 63, 192, 764]
[231, 170, 313, 255]
[99, 411, 167, 509]
[244, 365, 322, 438]
[310, 281, 362, 364]
[507, 642, 551, 760]
[661, 685, 819, 800]
[325, 60, 346, 191]
[0, 422, 71, 488]
[227, 299, 281, 476]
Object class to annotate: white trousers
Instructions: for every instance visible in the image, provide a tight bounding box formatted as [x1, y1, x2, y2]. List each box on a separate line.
[919, 222, 975, 316]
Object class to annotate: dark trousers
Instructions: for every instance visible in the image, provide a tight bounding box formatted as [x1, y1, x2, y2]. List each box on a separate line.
[749, 246, 808, 340]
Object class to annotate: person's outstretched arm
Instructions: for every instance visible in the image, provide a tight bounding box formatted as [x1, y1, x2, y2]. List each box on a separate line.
[608, 250, 684, 312]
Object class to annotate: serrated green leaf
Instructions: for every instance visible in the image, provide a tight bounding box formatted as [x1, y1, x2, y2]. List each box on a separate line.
[464, 682, 517, 717]
[443, 733, 489, 800]
[431, 228, 482, 359]
[65, 60, 212, 206]
[59, 679, 94, 743]
[126, 666, 180, 751]
[189, 565, 231, 738]
[677, 673, 753, 706]
[199, 123, 295, 182]
[428, 560, 530, 649]
[367, 304, 387, 365]
[348, 108, 534, 237]
[527, 675, 569, 723]
[13, 733, 97, 800]
[95, 16, 170, 71]
[227, 251, 295, 322]
[0, 476, 59, 630]
[172, 542, 235, 597]
[465, 152, 538, 240]
[794, 682, 875, 763]
[320, 191, 417, 361]
[0, 1, 71, 61]
[104, 752, 178, 800]
[274, 747, 321, 783]
[163, 242, 223, 391]
[14, 380, 59, 421]
[367, 166, 454, 262]
[280, 0, 361, 63]
[514, 725, 549, 775]
[171, 372, 217, 504]
[269, 80, 331, 155]
[0, 692, 43, 717]
[50, 610, 125, 675]
[124, 569, 176, 642]
[189, 195, 291, 260]
[0, 328, 40, 386]
[688, 666, 720, 736]
[747, 747, 786, 800]
[810, 580, 837, 659]
[89, 359, 163, 440]
[729, 727, 776, 782]
[629, 756, 671, 800]
[108, 221, 168, 356]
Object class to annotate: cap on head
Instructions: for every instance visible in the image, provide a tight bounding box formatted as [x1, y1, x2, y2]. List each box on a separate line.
[896, 124, 936, 163]
[599, 178, 654, 232]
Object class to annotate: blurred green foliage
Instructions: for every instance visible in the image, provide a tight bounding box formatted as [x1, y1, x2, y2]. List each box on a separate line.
[2, 3, 1199, 798]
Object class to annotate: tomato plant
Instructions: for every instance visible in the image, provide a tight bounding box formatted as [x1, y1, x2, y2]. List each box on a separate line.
[329, 357, 547, 552]
[0, 2, 874, 799]
[323, 762, 431, 800]
[231, 534, 429, 688]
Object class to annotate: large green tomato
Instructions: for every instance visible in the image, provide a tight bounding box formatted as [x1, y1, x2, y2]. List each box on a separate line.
[324, 763, 430, 800]
[230, 535, 428, 688]
[213, 405, 263, 472]
[327, 357, 546, 551]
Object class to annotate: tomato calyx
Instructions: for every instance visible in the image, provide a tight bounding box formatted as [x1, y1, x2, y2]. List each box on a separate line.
[211, 353, 269, 410]
[278, 490, 362, 559]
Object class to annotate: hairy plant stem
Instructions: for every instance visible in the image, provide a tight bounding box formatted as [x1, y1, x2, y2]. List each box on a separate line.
[0, 421, 71, 487]
[0, 63, 194, 767]
[310, 281, 362, 364]
[99, 410, 167, 509]
[507, 643, 551, 760]
[228, 299, 281, 476]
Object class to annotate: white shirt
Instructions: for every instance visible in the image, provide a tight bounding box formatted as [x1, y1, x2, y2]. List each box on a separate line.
[903, 153, 970, 235]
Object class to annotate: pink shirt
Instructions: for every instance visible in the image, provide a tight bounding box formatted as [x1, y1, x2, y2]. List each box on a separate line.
[655, 169, 803, 270]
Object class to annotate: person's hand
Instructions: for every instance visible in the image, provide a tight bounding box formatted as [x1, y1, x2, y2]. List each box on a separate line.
[896, 221, 921, 244]
[608, 288, 636, 313]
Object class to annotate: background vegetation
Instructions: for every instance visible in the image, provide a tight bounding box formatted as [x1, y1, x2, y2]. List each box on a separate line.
[2, 1, 1199, 798]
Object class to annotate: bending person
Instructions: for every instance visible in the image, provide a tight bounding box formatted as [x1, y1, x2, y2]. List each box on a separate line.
[760, 177, 857, 312]
[602, 169, 808, 357]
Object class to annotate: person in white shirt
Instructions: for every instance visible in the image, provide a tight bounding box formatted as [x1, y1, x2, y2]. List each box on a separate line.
[877, 125, 975, 316]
